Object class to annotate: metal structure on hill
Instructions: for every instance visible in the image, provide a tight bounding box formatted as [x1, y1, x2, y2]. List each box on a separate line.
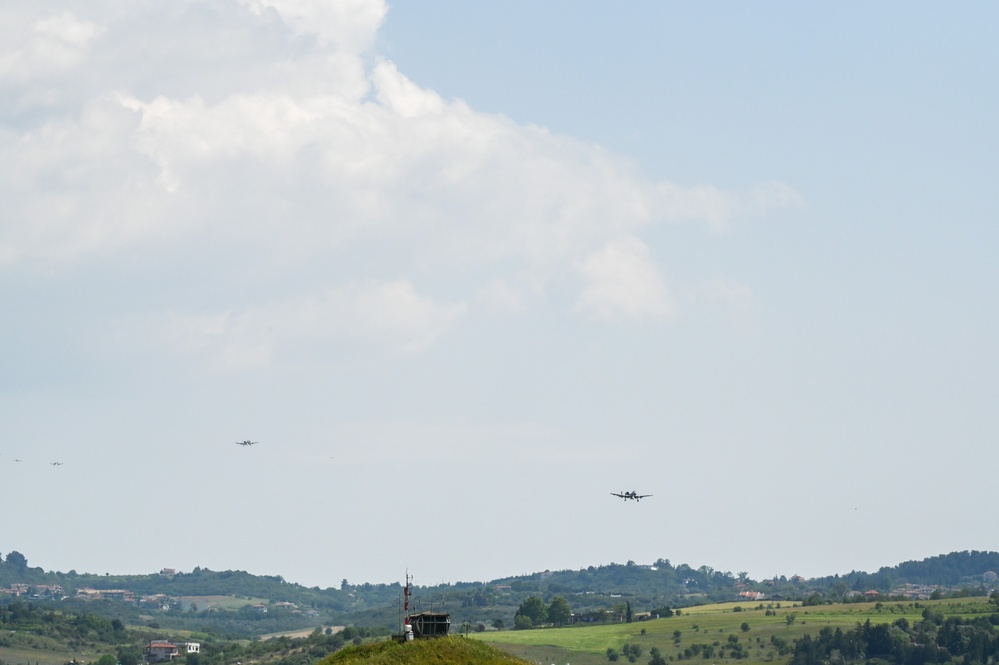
[396, 571, 450, 641]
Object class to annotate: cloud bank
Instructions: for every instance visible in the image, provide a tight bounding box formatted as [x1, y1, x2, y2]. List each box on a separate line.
[0, 0, 798, 363]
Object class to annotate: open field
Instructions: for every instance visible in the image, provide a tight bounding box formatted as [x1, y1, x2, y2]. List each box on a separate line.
[471, 598, 997, 665]
[0, 645, 82, 665]
[0, 636, 115, 665]
[259, 626, 345, 640]
[175, 595, 271, 611]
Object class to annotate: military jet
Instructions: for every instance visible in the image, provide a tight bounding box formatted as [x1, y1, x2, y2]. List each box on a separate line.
[611, 491, 652, 502]
[235, 440, 258, 446]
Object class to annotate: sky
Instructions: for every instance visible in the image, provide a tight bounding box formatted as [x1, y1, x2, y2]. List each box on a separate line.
[2, 0, 997, 590]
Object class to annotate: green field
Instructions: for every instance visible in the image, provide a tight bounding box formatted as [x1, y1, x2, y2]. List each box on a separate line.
[471, 598, 996, 665]
[0, 633, 116, 665]
[175, 595, 272, 611]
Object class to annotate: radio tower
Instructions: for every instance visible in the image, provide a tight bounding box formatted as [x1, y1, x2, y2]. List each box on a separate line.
[400, 571, 413, 641]
[404, 571, 411, 626]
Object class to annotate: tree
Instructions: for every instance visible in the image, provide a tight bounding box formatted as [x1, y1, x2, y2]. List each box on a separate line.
[492, 618, 504, 631]
[548, 596, 572, 626]
[513, 615, 533, 630]
[117, 646, 142, 665]
[515, 596, 548, 626]
[5, 551, 27, 570]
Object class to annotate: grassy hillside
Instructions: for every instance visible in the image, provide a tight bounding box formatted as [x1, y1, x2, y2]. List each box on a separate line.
[322, 637, 530, 665]
[5, 550, 999, 636]
[0, 632, 117, 665]
[472, 598, 999, 665]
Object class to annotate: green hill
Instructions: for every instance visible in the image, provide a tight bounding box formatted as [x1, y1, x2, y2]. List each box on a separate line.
[322, 637, 530, 665]
[473, 597, 999, 665]
[4, 549, 999, 637]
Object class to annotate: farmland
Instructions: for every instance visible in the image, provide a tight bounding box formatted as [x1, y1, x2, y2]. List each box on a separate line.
[471, 598, 998, 665]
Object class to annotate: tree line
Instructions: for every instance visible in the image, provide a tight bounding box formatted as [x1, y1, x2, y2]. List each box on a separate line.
[791, 601, 999, 665]
[0, 597, 385, 665]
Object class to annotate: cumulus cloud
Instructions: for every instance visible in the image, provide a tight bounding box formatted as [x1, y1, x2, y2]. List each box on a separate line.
[0, 0, 799, 356]
[237, 0, 387, 51]
[151, 280, 466, 368]
[573, 235, 674, 321]
[0, 11, 102, 85]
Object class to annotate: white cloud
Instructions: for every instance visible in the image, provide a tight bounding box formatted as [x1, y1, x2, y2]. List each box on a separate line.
[331, 280, 466, 353]
[148, 280, 466, 367]
[0, 0, 800, 345]
[656, 180, 801, 233]
[237, 0, 387, 52]
[371, 60, 445, 117]
[0, 11, 102, 84]
[34, 12, 103, 46]
[0, 95, 167, 264]
[573, 235, 674, 321]
[476, 279, 529, 314]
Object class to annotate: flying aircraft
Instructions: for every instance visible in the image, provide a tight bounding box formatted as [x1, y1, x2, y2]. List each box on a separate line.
[611, 491, 652, 502]
[50, 462, 63, 466]
[235, 440, 258, 446]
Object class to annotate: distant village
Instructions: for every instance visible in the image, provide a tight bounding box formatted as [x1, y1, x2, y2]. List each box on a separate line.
[5, 567, 998, 608]
[1, 582, 319, 618]
[0, 568, 325, 661]
[1, 568, 321, 619]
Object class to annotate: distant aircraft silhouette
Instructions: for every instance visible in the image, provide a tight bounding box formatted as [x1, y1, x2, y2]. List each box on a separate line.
[611, 491, 652, 502]
[50, 462, 63, 466]
[235, 440, 257, 446]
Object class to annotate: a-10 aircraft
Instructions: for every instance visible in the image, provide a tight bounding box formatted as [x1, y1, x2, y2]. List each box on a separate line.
[611, 490, 652, 502]
[235, 440, 258, 446]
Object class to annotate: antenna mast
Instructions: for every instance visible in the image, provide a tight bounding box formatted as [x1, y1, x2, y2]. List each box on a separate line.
[404, 571, 411, 626]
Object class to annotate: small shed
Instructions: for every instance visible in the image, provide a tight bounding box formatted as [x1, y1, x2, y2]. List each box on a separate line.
[408, 611, 450, 639]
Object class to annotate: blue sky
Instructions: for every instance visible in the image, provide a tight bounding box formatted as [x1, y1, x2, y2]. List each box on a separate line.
[2, 0, 997, 589]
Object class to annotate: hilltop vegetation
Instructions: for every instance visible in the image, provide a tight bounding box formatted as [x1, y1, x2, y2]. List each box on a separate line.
[2, 549, 999, 638]
[475, 597, 999, 665]
[3, 548, 999, 665]
[0, 598, 385, 665]
[322, 637, 530, 665]
[811, 551, 999, 591]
